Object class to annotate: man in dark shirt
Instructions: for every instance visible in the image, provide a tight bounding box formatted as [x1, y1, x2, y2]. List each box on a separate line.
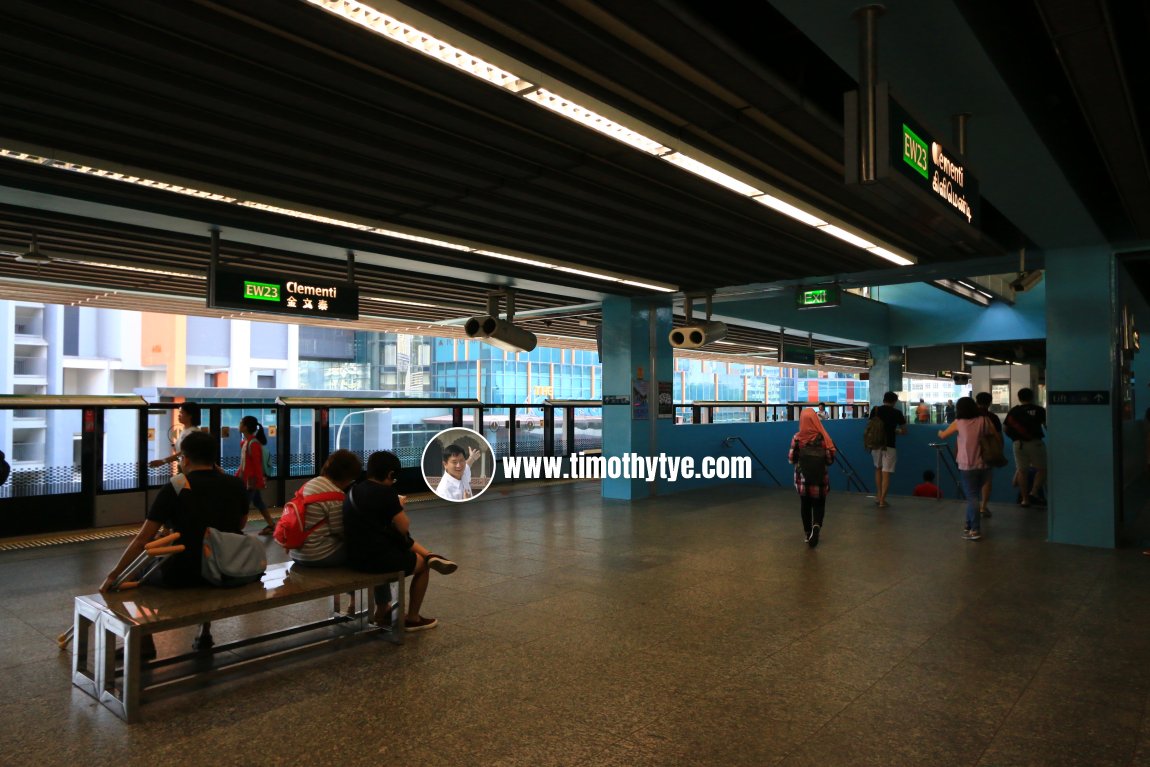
[344, 451, 457, 632]
[869, 391, 908, 508]
[100, 430, 248, 654]
[1004, 387, 1047, 506]
[975, 392, 1003, 517]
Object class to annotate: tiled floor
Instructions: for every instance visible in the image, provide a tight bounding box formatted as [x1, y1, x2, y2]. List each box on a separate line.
[2, 482, 1150, 766]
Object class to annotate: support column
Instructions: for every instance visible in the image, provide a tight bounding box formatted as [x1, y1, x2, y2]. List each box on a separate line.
[601, 295, 674, 499]
[1045, 247, 1118, 548]
[867, 344, 903, 405]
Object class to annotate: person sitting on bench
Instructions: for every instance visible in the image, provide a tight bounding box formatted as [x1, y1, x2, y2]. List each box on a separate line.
[345, 451, 457, 632]
[100, 430, 249, 656]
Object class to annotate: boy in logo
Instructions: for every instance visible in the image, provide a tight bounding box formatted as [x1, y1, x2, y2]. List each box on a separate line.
[435, 443, 481, 501]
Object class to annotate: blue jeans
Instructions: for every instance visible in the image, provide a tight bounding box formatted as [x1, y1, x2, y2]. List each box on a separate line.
[960, 468, 990, 532]
[247, 488, 266, 513]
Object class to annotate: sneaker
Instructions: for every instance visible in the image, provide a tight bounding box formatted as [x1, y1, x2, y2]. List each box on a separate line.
[964, 530, 983, 541]
[258, 526, 275, 536]
[426, 553, 458, 575]
[803, 531, 812, 543]
[404, 616, 438, 632]
[808, 525, 820, 548]
[980, 508, 992, 518]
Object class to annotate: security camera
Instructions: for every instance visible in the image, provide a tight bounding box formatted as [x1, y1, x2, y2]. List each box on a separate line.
[668, 320, 728, 349]
[1010, 270, 1043, 293]
[465, 315, 538, 353]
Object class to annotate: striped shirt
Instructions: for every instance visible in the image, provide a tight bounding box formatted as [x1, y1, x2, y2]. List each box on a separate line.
[289, 475, 346, 563]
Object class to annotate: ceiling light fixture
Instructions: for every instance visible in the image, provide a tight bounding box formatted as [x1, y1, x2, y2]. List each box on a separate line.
[301, 0, 919, 270]
[0, 147, 676, 292]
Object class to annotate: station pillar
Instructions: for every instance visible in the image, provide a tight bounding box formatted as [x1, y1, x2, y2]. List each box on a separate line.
[867, 344, 903, 404]
[1045, 247, 1118, 547]
[600, 295, 675, 500]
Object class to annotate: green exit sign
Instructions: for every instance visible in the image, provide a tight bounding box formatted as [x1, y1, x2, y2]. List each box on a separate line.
[796, 284, 841, 309]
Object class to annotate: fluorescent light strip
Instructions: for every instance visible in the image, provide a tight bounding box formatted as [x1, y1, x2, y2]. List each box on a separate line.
[1, 147, 677, 292]
[752, 194, 827, 227]
[661, 152, 763, 196]
[524, 90, 669, 155]
[363, 296, 440, 308]
[302, 1, 920, 271]
[865, 246, 915, 266]
[0, 149, 236, 203]
[305, 0, 532, 92]
[67, 260, 206, 279]
[817, 225, 875, 250]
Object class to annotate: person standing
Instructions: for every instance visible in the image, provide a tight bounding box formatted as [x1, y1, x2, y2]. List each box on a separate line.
[937, 396, 994, 541]
[237, 415, 275, 535]
[1004, 388, 1047, 507]
[974, 392, 1003, 517]
[915, 399, 930, 423]
[944, 400, 956, 423]
[788, 409, 836, 548]
[149, 402, 202, 469]
[869, 392, 907, 508]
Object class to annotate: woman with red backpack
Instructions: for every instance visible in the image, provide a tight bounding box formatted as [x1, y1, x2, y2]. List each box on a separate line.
[237, 415, 275, 535]
[788, 408, 837, 548]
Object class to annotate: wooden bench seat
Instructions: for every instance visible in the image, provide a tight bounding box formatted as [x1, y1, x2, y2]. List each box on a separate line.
[72, 562, 404, 722]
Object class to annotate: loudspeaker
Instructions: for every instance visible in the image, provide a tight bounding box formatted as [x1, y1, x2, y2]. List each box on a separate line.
[465, 315, 538, 353]
[668, 321, 728, 349]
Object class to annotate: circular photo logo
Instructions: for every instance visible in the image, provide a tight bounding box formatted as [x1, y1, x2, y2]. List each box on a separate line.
[421, 427, 495, 502]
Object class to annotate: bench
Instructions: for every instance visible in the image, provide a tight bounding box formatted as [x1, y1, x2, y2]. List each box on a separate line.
[72, 562, 405, 722]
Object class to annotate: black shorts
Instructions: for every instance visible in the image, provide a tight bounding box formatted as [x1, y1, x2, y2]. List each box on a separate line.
[352, 546, 417, 577]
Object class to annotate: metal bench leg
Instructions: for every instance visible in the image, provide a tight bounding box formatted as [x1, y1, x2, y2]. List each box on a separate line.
[97, 617, 139, 722]
[71, 601, 102, 698]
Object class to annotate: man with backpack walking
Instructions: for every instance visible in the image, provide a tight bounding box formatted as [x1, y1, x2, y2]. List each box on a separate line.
[789, 409, 837, 548]
[866, 391, 908, 508]
[1004, 388, 1047, 507]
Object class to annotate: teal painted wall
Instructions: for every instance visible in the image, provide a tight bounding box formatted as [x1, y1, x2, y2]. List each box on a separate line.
[714, 281, 1046, 349]
[882, 282, 1046, 347]
[600, 296, 675, 500]
[1046, 248, 1117, 548]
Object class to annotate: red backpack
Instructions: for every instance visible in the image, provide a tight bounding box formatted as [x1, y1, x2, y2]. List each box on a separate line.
[273, 488, 346, 550]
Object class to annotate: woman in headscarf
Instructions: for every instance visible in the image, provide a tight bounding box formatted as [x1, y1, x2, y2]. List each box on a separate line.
[788, 408, 837, 548]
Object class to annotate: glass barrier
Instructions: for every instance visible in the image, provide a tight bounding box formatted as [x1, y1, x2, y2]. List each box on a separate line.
[328, 406, 396, 468]
[289, 409, 315, 477]
[2, 408, 81, 498]
[572, 406, 603, 453]
[102, 409, 140, 491]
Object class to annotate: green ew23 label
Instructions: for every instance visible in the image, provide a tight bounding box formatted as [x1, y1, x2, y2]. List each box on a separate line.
[243, 281, 280, 302]
[901, 124, 929, 179]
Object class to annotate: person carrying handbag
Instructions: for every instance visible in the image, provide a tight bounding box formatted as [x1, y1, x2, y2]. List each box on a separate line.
[937, 397, 994, 541]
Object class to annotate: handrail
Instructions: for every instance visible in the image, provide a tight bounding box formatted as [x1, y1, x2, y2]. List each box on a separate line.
[928, 442, 963, 499]
[722, 436, 782, 486]
[833, 452, 871, 494]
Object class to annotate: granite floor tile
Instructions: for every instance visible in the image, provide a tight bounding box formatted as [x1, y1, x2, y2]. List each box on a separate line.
[2, 482, 1149, 766]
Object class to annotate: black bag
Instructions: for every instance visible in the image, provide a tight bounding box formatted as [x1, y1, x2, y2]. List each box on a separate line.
[798, 437, 827, 484]
[979, 417, 1008, 468]
[0, 453, 9, 486]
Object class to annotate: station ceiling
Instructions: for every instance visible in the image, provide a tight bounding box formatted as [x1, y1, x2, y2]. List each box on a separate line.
[0, 0, 1145, 365]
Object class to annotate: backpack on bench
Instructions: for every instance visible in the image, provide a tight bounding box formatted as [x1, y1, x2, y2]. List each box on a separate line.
[273, 487, 346, 550]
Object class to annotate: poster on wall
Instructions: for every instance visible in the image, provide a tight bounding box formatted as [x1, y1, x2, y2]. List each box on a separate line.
[658, 381, 673, 419]
[632, 379, 649, 420]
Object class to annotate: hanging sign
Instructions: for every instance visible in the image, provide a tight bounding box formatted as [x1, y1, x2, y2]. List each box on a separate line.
[209, 267, 359, 320]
